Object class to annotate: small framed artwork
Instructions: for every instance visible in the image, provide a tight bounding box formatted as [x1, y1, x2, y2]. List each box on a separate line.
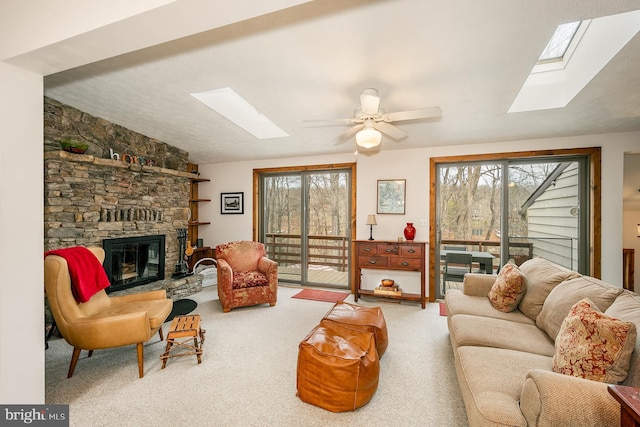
[377, 179, 406, 214]
[221, 192, 244, 215]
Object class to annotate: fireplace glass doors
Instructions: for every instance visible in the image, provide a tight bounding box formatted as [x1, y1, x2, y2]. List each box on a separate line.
[103, 235, 165, 292]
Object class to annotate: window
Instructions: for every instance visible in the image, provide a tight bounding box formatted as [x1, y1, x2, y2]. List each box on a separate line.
[537, 21, 581, 63]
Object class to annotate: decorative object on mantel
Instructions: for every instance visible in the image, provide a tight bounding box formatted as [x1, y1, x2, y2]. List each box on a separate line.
[381, 279, 395, 287]
[404, 222, 416, 241]
[366, 214, 377, 240]
[59, 138, 89, 154]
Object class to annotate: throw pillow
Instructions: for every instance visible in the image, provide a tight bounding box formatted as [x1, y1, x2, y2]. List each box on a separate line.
[487, 262, 527, 312]
[553, 298, 636, 384]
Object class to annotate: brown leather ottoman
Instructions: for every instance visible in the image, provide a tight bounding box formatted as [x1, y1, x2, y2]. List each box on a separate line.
[322, 301, 388, 357]
[296, 319, 379, 412]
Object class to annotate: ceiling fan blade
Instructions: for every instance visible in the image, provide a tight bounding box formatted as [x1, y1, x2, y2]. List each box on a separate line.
[335, 124, 362, 144]
[383, 107, 442, 122]
[377, 122, 408, 140]
[303, 118, 358, 124]
[360, 88, 380, 115]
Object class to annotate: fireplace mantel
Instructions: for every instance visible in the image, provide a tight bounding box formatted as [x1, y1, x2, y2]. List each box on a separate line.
[44, 151, 198, 180]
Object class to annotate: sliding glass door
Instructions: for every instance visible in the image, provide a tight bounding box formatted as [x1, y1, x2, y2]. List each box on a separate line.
[258, 167, 352, 288]
[434, 153, 593, 299]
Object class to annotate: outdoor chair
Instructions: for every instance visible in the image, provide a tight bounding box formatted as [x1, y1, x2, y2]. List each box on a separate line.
[442, 251, 473, 294]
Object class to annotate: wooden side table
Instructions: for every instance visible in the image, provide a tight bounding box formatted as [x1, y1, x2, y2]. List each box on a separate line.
[160, 314, 205, 368]
[608, 384, 640, 427]
[353, 240, 426, 308]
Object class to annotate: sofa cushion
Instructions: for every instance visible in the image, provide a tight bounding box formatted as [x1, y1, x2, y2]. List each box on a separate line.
[553, 298, 636, 383]
[455, 346, 552, 427]
[445, 289, 534, 325]
[517, 257, 581, 321]
[605, 291, 640, 387]
[488, 262, 527, 312]
[450, 314, 555, 356]
[232, 270, 269, 289]
[537, 276, 623, 340]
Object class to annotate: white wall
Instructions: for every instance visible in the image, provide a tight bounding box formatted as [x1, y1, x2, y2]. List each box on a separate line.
[0, 62, 44, 403]
[199, 131, 640, 294]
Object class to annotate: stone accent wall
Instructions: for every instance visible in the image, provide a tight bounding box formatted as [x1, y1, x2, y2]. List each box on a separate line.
[44, 151, 191, 281]
[44, 97, 203, 308]
[44, 96, 188, 171]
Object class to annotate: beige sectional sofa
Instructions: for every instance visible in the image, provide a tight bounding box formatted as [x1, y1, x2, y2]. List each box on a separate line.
[445, 257, 640, 427]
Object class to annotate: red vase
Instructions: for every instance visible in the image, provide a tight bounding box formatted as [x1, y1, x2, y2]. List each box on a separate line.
[404, 223, 416, 241]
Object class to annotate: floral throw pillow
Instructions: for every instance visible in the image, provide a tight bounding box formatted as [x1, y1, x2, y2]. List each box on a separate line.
[488, 262, 527, 312]
[553, 298, 637, 383]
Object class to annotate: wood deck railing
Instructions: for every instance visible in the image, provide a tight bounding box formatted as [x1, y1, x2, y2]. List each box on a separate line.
[265, 233, 349, 272]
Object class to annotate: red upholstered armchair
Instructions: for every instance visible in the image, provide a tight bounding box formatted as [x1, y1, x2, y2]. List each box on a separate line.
[215, 241, 278, 312]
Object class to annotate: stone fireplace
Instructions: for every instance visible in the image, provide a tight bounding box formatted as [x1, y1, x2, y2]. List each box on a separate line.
[103, 235, 166, 293]
[44, 97, 203, 306]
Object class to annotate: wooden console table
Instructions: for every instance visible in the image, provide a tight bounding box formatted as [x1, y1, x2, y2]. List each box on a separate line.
[354, 240, 426, 309]
[609, 384, 640, 427]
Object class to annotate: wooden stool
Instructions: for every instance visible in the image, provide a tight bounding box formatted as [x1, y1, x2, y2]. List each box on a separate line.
[160, 314, 205, 368]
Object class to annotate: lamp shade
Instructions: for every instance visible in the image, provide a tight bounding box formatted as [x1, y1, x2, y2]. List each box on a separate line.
[366, 214, 377, 225]
[637, 224, 640, 237]
[356, 119, 381, 149]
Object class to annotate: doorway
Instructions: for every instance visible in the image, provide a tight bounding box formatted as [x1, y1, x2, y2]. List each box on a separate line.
[254, 163, 356, 288]
[430, 148, 601, 300]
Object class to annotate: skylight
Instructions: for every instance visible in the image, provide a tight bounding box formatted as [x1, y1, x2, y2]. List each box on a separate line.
[538, 21, 581, 63]
[509, 10, 640, 113]
[191, 87, 288, 139]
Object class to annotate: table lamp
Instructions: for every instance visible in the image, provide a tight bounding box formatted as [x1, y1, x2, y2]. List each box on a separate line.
[366, 214, 377, 240]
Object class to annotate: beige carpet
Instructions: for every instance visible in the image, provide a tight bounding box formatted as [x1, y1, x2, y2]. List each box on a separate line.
[45, 285, 468, 426]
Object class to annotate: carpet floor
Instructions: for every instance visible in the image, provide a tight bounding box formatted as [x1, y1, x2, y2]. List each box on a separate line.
[45, 286, 468, 426]
[291, 288, 350, 303]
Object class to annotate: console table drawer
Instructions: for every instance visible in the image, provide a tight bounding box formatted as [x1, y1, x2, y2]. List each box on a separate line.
[377, 244, 399, 256]
[358, 244, 378, 255]
[390, 257, 422, 270]
[400, 245, 422, 257]
[358, 256, 389, 268]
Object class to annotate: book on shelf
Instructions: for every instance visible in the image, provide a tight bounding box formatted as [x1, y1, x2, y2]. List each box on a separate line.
[373, 285, 401, 296]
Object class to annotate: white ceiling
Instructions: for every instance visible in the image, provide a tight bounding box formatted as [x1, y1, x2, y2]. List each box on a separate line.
[6, 0, 640, 209]
[35, 0, 640, 165]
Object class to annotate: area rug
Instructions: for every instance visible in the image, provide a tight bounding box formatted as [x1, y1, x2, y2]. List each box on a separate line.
[165, 298, 198, 322]
[439, 302, 447, 316]
[292, 288, 350, 303]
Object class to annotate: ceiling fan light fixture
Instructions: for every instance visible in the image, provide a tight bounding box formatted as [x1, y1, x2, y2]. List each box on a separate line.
[356, 127, 381, 149]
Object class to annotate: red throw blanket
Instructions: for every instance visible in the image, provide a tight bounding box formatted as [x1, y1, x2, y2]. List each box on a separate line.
[45, 247, 111, 303]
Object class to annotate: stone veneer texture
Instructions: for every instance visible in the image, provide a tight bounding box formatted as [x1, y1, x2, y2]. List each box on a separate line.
[44, 96, 202, 302]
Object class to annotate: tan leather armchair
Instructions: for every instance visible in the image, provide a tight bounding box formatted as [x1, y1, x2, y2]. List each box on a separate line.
[44, 247, 173, 378]
[215, 241, 278, 312]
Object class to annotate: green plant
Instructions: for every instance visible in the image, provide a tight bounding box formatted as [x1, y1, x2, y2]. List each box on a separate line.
[59, 138, 89, 154]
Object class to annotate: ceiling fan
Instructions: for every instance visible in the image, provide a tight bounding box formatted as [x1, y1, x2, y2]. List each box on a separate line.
[306, 88, 441, 149]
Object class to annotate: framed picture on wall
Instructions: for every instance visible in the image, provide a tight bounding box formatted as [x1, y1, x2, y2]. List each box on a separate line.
[221, 192, 244, 215]
[377, 179, 406, 214]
